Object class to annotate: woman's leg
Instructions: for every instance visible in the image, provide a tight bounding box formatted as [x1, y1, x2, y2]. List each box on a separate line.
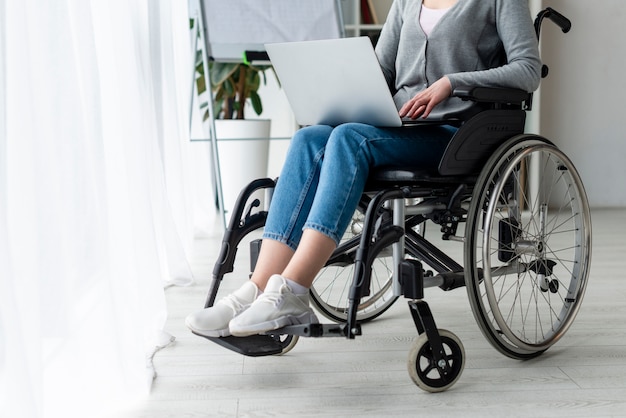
[280, 229, 336, 286]
[229, 229, 335, 336]
[272, 122, 457, 289]
[186, 125, 333, 337]
[230, 123, 456, 336]
[249, 124, 334, 289]
[302, 123, 457, 250]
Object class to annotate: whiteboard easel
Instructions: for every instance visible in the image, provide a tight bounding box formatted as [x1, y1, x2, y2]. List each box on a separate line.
[189, 0, 345, 229]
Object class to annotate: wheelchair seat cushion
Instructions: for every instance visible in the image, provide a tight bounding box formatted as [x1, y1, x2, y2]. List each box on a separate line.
[366, 167, 474, 190]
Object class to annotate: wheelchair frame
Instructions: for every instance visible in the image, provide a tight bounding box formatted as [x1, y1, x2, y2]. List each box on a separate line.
[193, 8, 591, 392]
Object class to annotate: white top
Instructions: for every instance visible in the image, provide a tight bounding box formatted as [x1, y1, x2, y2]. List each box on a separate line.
[419, 5, 451, 37]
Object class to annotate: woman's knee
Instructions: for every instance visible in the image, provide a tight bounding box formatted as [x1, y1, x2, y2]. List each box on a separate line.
[325, 123, 373, 161]
[290, 125, 333, 153]
[281, 125, 333, 176]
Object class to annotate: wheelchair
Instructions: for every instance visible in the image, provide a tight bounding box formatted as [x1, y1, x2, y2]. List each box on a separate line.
[193, 8, 591, 392]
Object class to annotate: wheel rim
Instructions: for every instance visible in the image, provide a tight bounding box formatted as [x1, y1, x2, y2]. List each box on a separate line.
[310, 208, 397, 322]
[466, 137, 591, 356]
[310, 241, 397, 322]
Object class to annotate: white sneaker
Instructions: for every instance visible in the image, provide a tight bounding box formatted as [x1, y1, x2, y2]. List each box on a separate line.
[229, 274, 319, 337]
[185, 281, 260, 337]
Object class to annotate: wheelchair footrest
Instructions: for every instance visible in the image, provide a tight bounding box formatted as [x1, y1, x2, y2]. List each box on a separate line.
[195, 333, 284, 357]
[194, 323, 359, 357]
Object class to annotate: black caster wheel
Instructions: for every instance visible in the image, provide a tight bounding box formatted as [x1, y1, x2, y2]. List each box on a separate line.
[407, 329, 465, 392]
[272, 335, 299, 355]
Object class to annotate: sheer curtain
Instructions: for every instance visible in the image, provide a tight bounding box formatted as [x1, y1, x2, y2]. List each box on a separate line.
[0, 0, 197, 417]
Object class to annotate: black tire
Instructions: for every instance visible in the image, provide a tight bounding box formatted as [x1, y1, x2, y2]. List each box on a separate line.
[407, 329, 465, 393]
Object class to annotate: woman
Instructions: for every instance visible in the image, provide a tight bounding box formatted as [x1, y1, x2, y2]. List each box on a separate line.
[186, 0, 542, 338]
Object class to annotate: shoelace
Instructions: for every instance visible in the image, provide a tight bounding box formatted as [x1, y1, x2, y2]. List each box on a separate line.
[221, 293, 251, 313]
[257, 291, 285, 308]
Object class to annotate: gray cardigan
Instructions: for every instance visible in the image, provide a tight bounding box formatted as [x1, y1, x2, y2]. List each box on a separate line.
[375, 0, 542, 118]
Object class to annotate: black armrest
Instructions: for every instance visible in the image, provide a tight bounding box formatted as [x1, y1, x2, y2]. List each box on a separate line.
[453, 86, 529, 105]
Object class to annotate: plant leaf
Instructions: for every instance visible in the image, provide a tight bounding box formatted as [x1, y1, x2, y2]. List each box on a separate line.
[210, 62, 238, 88]
[250, 91, 262, 116]
[196, 76, 206, 95]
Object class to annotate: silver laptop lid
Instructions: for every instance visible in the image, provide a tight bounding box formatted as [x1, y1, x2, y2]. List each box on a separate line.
[265, 37, 402, 127]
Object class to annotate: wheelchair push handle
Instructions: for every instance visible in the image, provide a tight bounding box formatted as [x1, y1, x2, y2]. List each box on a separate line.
[545, 7, 572, 33]
[535, 7, 572, 40]
[534, 8, 572, 79]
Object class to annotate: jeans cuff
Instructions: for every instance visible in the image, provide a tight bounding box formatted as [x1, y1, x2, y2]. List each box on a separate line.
[303, 223, 342, 246]
[261, 232, 299, 252]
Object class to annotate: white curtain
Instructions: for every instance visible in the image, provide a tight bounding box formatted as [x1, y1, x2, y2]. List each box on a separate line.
[0, 0, 198, 417]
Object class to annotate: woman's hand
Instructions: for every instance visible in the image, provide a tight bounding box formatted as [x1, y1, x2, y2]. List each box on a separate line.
[399, 76, 452, 119]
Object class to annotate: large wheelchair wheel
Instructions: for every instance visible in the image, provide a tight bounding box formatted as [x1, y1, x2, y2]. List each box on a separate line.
[465, 135, 591, 359]
[310, 205, 398, 322]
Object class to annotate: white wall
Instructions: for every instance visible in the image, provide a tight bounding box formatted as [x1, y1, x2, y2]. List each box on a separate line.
[538, 0, 626, 207]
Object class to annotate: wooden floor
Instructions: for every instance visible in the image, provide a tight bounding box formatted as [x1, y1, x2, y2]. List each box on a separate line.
[117, 208, 626, 417]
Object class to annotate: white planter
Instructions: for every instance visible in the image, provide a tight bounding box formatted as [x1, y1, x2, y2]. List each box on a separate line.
[215, 119, 271, 217]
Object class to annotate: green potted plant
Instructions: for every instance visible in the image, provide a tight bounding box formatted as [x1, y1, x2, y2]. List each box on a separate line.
[194, 55, 272, 120]
[205, 61, 271, 120]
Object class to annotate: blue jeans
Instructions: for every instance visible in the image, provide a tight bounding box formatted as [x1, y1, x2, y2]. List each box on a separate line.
[263, 123, 457, 250]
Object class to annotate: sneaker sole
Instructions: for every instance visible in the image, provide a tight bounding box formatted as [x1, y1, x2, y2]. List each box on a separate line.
[230, 311, 318, 337]
[186, 317, 231, 338]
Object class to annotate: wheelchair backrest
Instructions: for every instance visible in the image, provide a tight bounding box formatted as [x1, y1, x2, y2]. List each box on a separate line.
[437, 109, 526, 176]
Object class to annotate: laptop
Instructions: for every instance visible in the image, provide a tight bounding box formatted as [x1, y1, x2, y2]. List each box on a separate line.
[265, 37, 403, 127]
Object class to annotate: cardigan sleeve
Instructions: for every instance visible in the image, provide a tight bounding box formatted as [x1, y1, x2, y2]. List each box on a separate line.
[446, 1, 542, 93]
[374, 0, 403, 94]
